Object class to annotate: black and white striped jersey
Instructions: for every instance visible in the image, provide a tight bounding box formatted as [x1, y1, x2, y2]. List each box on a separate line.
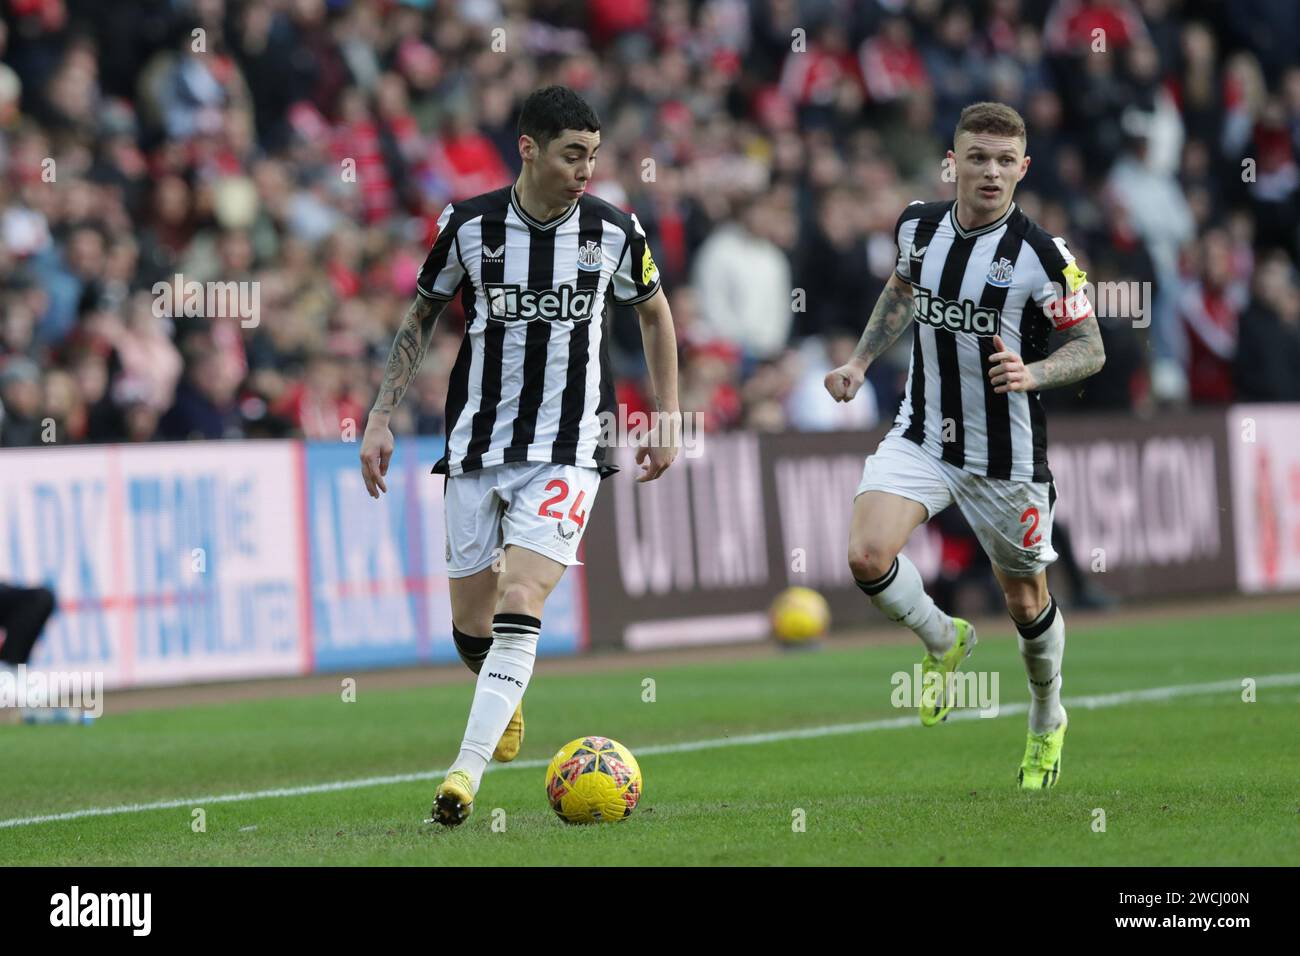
[889, 199, 1094, 483]
[416, 185, 661, 478]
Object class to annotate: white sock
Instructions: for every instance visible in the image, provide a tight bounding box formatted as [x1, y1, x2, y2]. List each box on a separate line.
[856, 554, 954, 656]
[1016, 596, 1065, 734]
[450, 613, 539, 793]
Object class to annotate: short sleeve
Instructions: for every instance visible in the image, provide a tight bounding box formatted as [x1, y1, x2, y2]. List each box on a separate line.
[894, 200, 925, 282]
[610, 212, 662, 305]
[1031, 236, 1094, 330]
[416, 204, 466, 300]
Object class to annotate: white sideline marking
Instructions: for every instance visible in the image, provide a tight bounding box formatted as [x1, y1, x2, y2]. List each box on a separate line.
[1, 673, 1295, 830]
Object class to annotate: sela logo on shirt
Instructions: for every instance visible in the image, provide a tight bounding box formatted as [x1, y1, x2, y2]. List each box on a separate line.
[488, 671, 524, 688]
[577, 240, 603, 271]
[913, 287, 1001, 336]
[484, 283, 595, 322]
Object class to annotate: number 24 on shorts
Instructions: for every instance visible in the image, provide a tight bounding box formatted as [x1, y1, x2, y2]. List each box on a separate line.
[538, 479, 588, 529]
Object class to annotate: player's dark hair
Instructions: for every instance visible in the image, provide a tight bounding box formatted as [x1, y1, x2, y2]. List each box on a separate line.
[518, 86, 600, 150]
[955, 101, 1027, 144]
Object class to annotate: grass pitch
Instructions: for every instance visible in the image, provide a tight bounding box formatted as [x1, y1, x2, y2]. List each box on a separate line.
[2, 603, 1296, 866]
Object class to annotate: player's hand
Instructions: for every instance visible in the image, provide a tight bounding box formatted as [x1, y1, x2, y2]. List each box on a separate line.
[635, 410, 680, 483]
[987, 334, 1038, 393]
[360, 416, 394, 498]
[824, 361, 866, 402]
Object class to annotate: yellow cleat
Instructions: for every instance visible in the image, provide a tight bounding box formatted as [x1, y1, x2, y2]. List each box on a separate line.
[919, 618, 977, 726]
[1018, 710, 1068, 790]
[431, 770, 475, 827]
[493, 704, 524, 762]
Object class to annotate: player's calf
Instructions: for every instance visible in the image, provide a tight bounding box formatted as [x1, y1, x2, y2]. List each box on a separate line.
[855, 553, 956, 658]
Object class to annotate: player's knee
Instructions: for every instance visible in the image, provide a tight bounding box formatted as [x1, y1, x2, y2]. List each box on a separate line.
[497, 580, 548, 617]
[847, 545, 895, 584]
[1003, 590, 1047, 625]
[455, 615, 494, 639]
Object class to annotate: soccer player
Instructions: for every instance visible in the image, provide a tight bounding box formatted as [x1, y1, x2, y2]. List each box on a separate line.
[359, 86, 680, 825]
[825, 102, 1105, 789]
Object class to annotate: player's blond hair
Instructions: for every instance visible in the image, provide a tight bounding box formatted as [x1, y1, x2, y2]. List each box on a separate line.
[955, 102, 1027, 145]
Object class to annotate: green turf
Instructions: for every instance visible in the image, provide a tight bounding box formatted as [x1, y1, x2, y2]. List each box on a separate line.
[2, 606, 1297, 865]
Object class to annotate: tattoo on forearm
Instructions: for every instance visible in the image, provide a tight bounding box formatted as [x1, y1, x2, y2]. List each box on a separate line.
[1027, 321, 1105, 391]
[853, 283, 915, 366]
[372, 296, 441, 416]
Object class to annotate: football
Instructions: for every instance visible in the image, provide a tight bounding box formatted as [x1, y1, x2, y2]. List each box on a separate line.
[544, 736, 642, 824]
[770, 586, 831, 645]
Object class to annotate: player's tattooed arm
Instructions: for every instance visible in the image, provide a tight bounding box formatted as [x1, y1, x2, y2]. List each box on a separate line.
[370, 295, 444, 418]
[1024, 315, 1106, 391]
[826, 273, 913, 402]
[850, 273, 915, 369]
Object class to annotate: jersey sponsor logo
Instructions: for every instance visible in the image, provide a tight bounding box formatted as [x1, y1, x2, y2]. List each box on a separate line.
[641, 245, 659, 286]
[913, 286, 1001, 336]
[910, 242, 929, 258]
[577, 240, 603, 271]
[481, 243, 505, 263]
[986, 256, 1015, 287]
[484, 283, 596, 322]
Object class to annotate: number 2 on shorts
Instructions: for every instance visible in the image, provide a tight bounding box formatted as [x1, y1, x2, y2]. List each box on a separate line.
[538, 479, 587, 529]
[1020, 506, 1041, 548]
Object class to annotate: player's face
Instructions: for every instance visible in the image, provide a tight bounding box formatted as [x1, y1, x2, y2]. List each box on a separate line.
[948, 132, 1029, 218]
[521, 129, 600, 207]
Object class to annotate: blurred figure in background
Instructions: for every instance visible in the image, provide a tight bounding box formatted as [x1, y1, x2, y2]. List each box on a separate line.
[692, 191, 793, 363]
[0, 581, 91, 724]
[1236, 251, 1300, 401]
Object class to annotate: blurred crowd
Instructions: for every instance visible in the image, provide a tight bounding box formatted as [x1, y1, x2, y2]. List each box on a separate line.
[1, 0, 1299, 449]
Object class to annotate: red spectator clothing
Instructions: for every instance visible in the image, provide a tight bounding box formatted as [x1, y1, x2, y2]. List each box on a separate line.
[1043, 0, 1148, 54]
[615, 379, 651, 423]
[587, 0, 651, 47]
[1180, 282, 1240, 404]
[858, 37, 928, 103]
[650, 197, 687, 283]
[436, 132, 512, 202]
[332, 119, 395, 224]
[327, 260, 361, 299]
[779, 45, 863, 107]
[1250, 121, 1300, 202]
[702, 382, 742, 432]
[271, 381, 365, 439]
[940, 531, 978, 576]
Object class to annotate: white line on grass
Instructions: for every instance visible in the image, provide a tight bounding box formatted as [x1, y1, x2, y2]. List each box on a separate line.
[2, 673, 1295, 830]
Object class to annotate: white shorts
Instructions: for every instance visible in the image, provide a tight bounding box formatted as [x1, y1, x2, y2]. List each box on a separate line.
[443, 461, 601, 578]
[855, 434, 1059, 577]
